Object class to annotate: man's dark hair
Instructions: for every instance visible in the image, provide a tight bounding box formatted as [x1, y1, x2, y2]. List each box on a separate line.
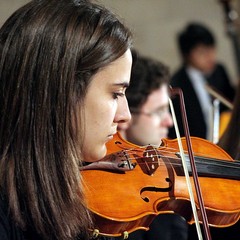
[126, 49, 170, 109]
[178, 22, 215, 57]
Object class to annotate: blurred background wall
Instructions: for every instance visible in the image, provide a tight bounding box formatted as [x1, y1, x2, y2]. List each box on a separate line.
[1, 0, 240, 85]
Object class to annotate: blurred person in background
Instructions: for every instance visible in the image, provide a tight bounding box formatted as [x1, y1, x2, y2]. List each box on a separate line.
[168, 22, 235, 141]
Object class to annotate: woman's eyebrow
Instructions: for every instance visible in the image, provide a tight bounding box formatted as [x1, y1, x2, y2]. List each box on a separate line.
[112, 82, 130, 88]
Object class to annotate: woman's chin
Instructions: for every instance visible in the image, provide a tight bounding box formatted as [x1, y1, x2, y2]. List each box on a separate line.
[83, 146, 107, 162]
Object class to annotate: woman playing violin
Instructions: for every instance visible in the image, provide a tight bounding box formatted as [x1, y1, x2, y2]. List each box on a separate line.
[0, 0, 132, 239]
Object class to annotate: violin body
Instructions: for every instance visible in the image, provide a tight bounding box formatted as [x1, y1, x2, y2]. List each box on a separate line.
[81, 132, 240, 237]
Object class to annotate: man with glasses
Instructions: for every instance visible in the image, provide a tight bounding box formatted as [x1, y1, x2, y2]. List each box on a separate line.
[118, 50, 173, 147]
[117, 50, 188, 240]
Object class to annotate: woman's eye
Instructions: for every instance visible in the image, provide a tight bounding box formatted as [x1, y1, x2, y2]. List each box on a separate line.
[113, 92, 124, 99]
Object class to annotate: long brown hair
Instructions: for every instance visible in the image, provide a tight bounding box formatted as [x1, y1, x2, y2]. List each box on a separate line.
[0, 0, 132, 239]
[218, 82, 240, 159]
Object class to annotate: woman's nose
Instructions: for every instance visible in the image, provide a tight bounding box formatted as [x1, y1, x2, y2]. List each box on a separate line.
[114, 97, 131, 124]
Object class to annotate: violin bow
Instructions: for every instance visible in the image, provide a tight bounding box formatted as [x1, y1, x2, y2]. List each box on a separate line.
[169, 87, 212, 240]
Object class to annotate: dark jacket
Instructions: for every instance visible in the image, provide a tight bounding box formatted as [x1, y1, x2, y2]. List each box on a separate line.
[168, 63, 235, 139]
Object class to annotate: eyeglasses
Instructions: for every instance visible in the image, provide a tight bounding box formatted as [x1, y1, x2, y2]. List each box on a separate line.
[130, 107, 170, 118]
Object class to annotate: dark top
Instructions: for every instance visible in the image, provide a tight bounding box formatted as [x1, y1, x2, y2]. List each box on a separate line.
[126, 214, 188, 240]
[168, 63, 235, 139]
[0, 194, 113, 240]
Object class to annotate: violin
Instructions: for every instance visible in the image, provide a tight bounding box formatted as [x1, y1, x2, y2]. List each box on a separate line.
[81, 132, 240, 238]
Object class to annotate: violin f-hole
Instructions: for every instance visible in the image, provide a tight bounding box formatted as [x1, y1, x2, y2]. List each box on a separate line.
[140, 178, 173, 202]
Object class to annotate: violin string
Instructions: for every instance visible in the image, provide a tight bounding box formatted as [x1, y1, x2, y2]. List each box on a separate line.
[124, 155, 240, 171]
[116, 144, 221, 158]
[120, 151, 240, 170]
[125, 148, 240, 165]
[118, 144, 235, 160]
[115, 147, 240, 169]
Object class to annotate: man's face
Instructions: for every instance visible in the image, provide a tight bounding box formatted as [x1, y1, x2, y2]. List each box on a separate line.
[124, 84, 173, 146]
[187, 44, 216, 74]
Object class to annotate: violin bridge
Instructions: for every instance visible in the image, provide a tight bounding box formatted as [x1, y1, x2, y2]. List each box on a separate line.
[138, 145, 160, 175]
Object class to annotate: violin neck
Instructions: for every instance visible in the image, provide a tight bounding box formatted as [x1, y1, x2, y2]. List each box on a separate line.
[175, 153, 240, 180]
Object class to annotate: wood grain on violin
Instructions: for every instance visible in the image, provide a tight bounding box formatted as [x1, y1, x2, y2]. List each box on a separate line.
[81, 132, 240, 237]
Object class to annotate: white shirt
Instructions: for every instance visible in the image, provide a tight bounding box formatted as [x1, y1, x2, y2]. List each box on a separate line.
[186, 66, 213, 140]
